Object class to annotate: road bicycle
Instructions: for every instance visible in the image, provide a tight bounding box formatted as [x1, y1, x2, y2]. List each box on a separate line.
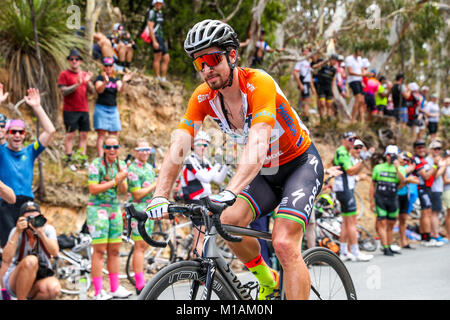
[124, 212, 236, 287]
[124, 199, 357, 300]
[53, 230, 131, 296]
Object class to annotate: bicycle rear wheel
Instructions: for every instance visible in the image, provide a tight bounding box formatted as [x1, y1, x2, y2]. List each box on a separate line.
[139, 260, 236, 300]
[125, 232, 175, 286]
[54, 256, 92, 295]
[303, 247, 357, 300]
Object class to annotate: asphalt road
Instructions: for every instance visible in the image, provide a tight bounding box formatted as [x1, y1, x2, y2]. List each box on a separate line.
[122, 242, 450, 301]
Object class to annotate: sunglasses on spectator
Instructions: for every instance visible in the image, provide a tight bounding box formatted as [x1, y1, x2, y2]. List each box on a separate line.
[193, 51, 226, 72]
[353, 146, 363, 150]
[68, 57, 81, 62]
[195, 143, 209, 148]
[8, 129, 25, 135]
[104, 144, 120, 150]
[135, 147, 151, 152]
[432, 148, 441, 151]
[0, 124, 5, 129]
[347, 137, 357, 142]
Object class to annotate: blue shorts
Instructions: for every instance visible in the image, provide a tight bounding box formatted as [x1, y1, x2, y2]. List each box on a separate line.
[93, 104, 122, 132]
[399, 107, 408, 123]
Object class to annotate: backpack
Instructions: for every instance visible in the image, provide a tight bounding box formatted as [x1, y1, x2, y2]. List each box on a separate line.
[319, 237, 339, 254]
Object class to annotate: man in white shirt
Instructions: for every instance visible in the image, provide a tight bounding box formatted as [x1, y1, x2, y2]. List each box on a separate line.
[345, 47, 373, 124]
[441, 97, 450, 117]
[422, 93, 440, 140]
[293, 47, 313, 123]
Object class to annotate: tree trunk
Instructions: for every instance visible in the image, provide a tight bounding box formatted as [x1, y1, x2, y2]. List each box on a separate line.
[243, 0, 269, 66]
[28, 0, 46, 199]
[86, 0, 107, 54]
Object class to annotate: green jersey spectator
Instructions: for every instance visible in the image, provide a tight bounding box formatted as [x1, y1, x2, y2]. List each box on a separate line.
[370, 145, 406, 256]
[126, 139, 156, 294]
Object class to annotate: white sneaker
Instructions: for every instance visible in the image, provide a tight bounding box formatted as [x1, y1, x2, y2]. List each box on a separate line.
[390, 244, 402, 253]
[339, 252, 356, 262]
[111, 285, 132, 298]
[354, 252, 374, 262]
[422, 239, 444, 247]
[94, 290, 113, 300]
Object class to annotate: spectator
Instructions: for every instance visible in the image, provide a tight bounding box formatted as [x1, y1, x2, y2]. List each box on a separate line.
[0, 88, 56, 248]
[58, 48, 95, 171]
[422, 93, 440, 141]
[362, 69, 380, 120]
[94, 57, 133, 157]
[87, 135, 131, 300]
[147, 0, 170, 82]
[336, 55, 348, 99]
[443, 150, 450, 240]
[425, 140, 447, 244]
[127, 138, 156, 295]
[293, 47, 313, 123]
[93, 32, 115, 61]
[0, 201, 60, 300]
[397, 151, 419, 249]
[180, 131, 228, 255]
[240, 28, 284, 68]
[315, 54, 339, 120]
[405, 82, 425, 140]
[111, 24, 136, 68]
[411, 139, 443, 247]
[442, 97, 450, 117]
[0, 113, 7, 146]
[370, 145, 406, 256]
[345, 47, 373, 124]
[375, 76, 392, 117]
[333, 132, 373, 262]
[391, 73, 410, 125]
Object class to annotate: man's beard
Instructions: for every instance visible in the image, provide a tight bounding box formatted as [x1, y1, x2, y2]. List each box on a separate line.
[205, 72, 228, 90]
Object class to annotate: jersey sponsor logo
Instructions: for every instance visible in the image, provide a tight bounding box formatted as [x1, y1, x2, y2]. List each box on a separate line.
[246, 82, 256, 92]
[296, 136, 304, 148]
[303, 178, 322, 216]
[276, 103, 298, 137]
[197, 94, 209, 103]
[291, 188, 306, 207]
[181, 118, 201, 131]
[252, 110, 275, 121]
[264, 150, 283, 164]
[309, 155, 319, 174]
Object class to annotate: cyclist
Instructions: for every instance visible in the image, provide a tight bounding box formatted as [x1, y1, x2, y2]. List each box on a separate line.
[180, 130, 228, 255]
[87, 135, 132, 299]
[127, 138, 157, 294]
[397, 151, 419, 249]
[145, 19, 323, 300]
[412, 140, 444, 247]
[333, 132, 373, 262]
[370, 145, 406, 256]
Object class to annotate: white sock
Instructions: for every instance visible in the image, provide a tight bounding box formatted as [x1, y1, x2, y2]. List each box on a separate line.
[340, 243, 348, 255]
[350, 244, 360, 257]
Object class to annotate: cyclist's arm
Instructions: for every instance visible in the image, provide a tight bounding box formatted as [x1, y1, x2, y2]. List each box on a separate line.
[153, 129, 193, 199]
[0, 180, 15, 204]
[226, 122, 272, 195]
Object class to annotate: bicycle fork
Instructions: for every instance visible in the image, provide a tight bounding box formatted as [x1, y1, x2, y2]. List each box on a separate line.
[188, 259, 217, 300]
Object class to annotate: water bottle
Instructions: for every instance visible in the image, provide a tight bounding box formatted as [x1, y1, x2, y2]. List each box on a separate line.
[79, 269, 87, 300]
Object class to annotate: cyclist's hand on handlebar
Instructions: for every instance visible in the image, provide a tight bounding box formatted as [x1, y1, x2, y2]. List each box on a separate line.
[208, 190, 237, 207]
[145, 197, 170, 220]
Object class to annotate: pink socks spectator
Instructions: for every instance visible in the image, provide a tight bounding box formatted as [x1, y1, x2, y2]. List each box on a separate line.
[93, 276, 103, 296]
[109, 273, 119, 293]
[134, 271, 145, 291]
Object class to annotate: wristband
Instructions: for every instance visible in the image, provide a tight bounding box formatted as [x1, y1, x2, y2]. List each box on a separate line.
[113, 179, 117, 187]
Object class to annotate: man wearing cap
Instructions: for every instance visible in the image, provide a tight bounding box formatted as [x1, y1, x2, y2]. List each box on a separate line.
[333, 132, 373, 262]
[422, 93, 441, 140]
[0, 201, 60, 300]
[147, 0, 170, 82]
[425, 140, 448, 244]
[0, 88, 56, 248]
[412, 140, 444, 247]
[370, 145, 406, 256]
[58, 48, 95, 170]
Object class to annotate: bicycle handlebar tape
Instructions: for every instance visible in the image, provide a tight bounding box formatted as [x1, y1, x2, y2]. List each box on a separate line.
[137, 220, 167, 248]
[211, 214, 242, 243]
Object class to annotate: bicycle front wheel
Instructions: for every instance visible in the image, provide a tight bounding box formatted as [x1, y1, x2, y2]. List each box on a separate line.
[139, 260, 236, 300]
[303, 247, 357, 300]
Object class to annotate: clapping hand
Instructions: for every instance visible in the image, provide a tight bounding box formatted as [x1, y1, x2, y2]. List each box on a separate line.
[84, 71, 93, 83]
[0, 83, 9, 104]
[24, 88, 41, 110]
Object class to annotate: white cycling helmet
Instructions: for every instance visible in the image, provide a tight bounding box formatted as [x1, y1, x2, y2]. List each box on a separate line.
[184, 19, 239, 58]
[194, 131, 211, 143]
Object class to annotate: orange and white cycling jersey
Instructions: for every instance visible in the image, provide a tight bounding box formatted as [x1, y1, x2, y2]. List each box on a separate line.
[178, 67, 311, 168]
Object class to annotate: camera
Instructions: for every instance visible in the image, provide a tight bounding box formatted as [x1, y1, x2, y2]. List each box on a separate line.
[26, 215, 47, 228]
[388, 153, 398, 164]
